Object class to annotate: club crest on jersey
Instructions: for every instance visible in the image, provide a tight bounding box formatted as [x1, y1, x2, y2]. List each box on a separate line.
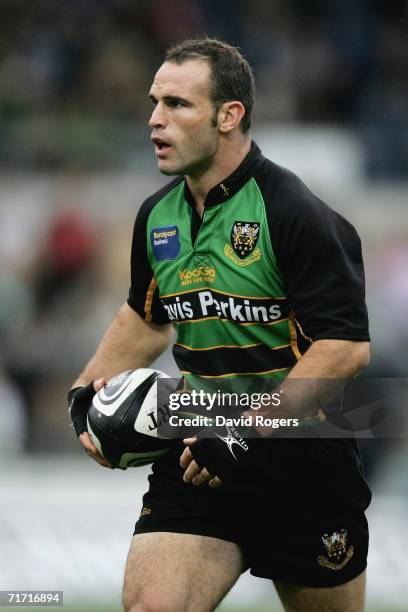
[224, 221, 261, 266]
[317, 529, 354, 571]
[151, 226, 180, 261]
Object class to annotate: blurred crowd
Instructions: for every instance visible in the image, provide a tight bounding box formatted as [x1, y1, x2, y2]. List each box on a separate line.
[0, 208, 102, 452]
[0, 0, 407, 176]
[1, 2, 407, 481]
[0, 183, 406, 481]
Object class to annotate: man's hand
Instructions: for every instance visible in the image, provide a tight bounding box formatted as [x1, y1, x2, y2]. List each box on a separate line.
[68, 378, 113, 469]
[180, 437, 223, 487]
[180, 422, 260, 487]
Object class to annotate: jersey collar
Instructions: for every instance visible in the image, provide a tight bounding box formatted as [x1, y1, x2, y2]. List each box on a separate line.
[183, 141, 264, 209]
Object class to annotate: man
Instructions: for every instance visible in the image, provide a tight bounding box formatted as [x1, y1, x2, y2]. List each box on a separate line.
[69, 38, 371, 611]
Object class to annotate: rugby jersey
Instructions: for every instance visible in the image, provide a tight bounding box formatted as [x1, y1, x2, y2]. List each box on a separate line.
[128, 142, 369, 388]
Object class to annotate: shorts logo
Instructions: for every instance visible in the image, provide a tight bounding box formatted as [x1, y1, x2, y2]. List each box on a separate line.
[151, 226, 180, 261]
[317, 529, 354, 570]
[179, 266, 216, 286]
[224, 221, 261, 266]
[140, 507, 152, 517]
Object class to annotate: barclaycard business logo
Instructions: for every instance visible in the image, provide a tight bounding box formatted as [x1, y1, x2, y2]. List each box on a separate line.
[151, 225, 180, 261]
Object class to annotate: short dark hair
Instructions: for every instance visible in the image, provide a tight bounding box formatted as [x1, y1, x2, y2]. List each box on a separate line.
[165, 37, 255, 133]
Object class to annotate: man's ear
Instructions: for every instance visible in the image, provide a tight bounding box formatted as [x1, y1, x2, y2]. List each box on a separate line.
[217, 101, 246, 133]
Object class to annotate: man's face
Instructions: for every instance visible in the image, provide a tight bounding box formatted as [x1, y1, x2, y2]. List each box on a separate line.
[149, 59, 219, 176]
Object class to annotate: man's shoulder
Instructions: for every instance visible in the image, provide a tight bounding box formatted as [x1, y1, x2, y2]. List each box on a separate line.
[139, 176, 184, 217]
[254, 154, 361, 253]
[255, 156, 320, 207]
[254, 155, 345, 223]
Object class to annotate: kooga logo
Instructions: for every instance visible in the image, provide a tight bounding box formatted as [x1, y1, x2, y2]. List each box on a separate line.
[179, 266, 216, 286]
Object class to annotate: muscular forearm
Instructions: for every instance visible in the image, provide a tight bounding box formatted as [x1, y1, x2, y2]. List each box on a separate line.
[72, 302, 173, 387]
[282, 339, 369, 418]
[256, 339, 370, 427]
[288, 339, 370, 380]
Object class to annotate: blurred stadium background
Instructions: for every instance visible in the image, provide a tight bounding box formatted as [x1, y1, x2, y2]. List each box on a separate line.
[0, 1, 407, 611]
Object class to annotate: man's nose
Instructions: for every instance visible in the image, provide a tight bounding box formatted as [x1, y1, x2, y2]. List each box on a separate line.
[149, 103, 166, 128]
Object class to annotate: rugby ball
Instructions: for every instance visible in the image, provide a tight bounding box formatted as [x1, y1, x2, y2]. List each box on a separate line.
[87, 368, 178, 469]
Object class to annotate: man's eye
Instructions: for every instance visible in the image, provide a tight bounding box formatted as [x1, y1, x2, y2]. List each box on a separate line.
[168, 100, 185, 108]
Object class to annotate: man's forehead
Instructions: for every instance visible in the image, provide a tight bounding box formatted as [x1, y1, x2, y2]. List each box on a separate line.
[150, 59, 212, 98]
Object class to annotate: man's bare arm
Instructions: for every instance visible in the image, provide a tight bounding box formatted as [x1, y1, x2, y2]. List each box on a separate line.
[70, 302, 173, 466]
[288, 339, 369, 379]
[265, 339, 370, 423]
[72, 302, 174, 388]
[181, 339, 370, 485]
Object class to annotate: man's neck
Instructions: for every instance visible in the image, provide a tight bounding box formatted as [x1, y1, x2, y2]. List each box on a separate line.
[186, 135, 251, 217]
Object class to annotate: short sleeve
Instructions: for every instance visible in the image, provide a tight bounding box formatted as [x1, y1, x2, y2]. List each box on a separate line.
[278, 203, 369, 341]
[257, 161, 370, 342]
[127, 203, 170, 325]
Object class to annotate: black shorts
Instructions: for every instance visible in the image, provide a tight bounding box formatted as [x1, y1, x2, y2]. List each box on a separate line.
[134, 438, 371, 588]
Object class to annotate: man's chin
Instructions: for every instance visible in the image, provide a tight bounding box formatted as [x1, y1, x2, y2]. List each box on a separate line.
[157, 162, 182, 176]
[159, 167, 178, 176]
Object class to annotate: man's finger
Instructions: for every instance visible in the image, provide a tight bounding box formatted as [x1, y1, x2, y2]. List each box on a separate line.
[86, 449, 113, 469]
[93, 378, 107, 392]
[79, 431, 97, 453]
[180, 445, 193, 468]
[88, 453, 113, 469]
[209, 476, 222, 488]
[183, 460, 201, 483]
[192, 467, 212, 486]
[79, 432, 113, 468]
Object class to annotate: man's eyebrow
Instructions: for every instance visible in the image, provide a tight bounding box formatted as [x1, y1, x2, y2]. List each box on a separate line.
[164, 95, 190, 103]
[149, 93, 191, 105]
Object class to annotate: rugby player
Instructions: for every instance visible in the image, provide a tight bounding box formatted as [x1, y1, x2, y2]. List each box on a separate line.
[69, 38, 371, 611]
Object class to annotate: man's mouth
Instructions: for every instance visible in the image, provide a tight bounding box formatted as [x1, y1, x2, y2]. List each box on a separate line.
[152, 137, 172, 156]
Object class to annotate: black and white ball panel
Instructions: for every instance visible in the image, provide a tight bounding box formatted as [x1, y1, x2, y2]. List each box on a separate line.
[87, 368, 177, 469]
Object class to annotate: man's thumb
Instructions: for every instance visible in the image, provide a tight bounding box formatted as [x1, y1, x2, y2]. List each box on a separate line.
[93, 378, 107, 392]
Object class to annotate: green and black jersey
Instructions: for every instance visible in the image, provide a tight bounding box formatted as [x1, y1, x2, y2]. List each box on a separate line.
[128, 142, 369, 388]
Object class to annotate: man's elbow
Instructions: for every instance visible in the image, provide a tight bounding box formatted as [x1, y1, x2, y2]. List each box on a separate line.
[352, 341, 370, 372]
[146, 321, 174, 354]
